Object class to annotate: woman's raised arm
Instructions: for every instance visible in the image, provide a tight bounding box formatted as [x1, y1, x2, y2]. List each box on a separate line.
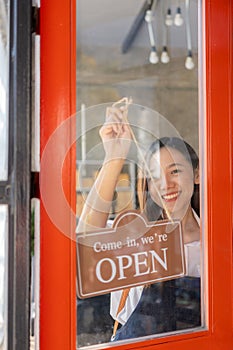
[76, 105, 132, 232]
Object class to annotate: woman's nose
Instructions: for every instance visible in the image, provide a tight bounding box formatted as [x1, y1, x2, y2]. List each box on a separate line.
[157, 173, 172, 189]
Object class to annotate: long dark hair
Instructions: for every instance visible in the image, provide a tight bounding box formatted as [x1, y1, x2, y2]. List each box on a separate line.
[140, 137, 199, 221]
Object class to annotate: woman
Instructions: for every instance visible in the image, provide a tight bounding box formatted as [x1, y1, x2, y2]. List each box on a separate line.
[77, 105, 201, 340]
[110, 136, 201, 340]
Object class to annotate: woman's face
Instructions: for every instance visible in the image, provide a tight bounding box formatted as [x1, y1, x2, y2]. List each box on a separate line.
[148, 146, 199, 218]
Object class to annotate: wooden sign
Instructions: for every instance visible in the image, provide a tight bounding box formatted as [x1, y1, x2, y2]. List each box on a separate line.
[76, 211, 186, 298]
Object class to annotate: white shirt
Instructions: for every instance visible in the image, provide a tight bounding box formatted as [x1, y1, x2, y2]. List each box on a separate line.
[110, 211, 201, 325]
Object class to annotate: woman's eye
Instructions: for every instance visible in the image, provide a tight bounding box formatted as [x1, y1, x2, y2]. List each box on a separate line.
[171, 168, 182, 175]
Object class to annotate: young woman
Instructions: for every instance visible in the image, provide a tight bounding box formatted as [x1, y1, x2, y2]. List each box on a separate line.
[77, 105, 201, 341]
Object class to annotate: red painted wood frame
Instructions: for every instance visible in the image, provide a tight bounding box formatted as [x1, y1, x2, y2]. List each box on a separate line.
[40, 0, 76, 349]
[39, 0, 233, 349]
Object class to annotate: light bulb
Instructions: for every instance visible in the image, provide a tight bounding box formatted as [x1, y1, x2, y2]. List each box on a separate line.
[149, 51, 159, 64]
[161, 49, 170, 64]
[174, 7, 183, 26]
[185, 56, 195, 70]
[165, 8, 173, 26]
[174, 13, 184, 26]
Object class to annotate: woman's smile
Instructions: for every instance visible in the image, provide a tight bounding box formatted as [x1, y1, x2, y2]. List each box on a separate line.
[161, 191, 181, 202]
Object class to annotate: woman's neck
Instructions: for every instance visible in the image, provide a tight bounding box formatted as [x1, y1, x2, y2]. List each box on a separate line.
[180, 205, 200, 244]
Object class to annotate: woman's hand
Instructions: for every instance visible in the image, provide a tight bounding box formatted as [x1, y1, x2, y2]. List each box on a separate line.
[99, 106, 132, 161]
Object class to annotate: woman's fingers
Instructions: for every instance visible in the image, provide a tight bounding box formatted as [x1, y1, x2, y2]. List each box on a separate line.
[106, 106, 124, 120]
[106, 107, 123, 135]
[99, 124, 114, 139]
[101, 106, 129, 138]
[100, 108, 122, 138]
[99, 105, 132, 160]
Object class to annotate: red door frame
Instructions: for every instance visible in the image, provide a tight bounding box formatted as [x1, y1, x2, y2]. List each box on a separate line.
[40, 0, 76, 349]
[39, 0, 233, 349]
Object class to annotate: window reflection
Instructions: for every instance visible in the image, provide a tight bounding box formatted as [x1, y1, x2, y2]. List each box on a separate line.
[0, 1, 9, 348]
[0, 0, 9, 180]
[0, 205, 8, 350]
[76, 0, 202, 348]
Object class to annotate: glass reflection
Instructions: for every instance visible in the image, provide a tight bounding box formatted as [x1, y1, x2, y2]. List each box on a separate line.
[76, 0, 202, 348]
[0, 0, 10, 180]
[0, 205, 8, 349]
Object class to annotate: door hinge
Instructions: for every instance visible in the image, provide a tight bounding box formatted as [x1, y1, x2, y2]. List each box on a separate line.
[31, 6, 40, 34]
[0, 184, 11, 202]
[31, 172, 40, 199]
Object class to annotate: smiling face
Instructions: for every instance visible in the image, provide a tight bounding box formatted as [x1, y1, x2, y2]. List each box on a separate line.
[148, 146, 199, 219]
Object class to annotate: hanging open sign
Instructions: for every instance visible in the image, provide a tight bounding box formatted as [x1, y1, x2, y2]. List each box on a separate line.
[76, 211, 186, 298]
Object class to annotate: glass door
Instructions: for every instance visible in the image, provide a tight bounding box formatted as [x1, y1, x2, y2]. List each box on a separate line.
[76, 0, 204, 348]
[39, 1, 233, 349]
